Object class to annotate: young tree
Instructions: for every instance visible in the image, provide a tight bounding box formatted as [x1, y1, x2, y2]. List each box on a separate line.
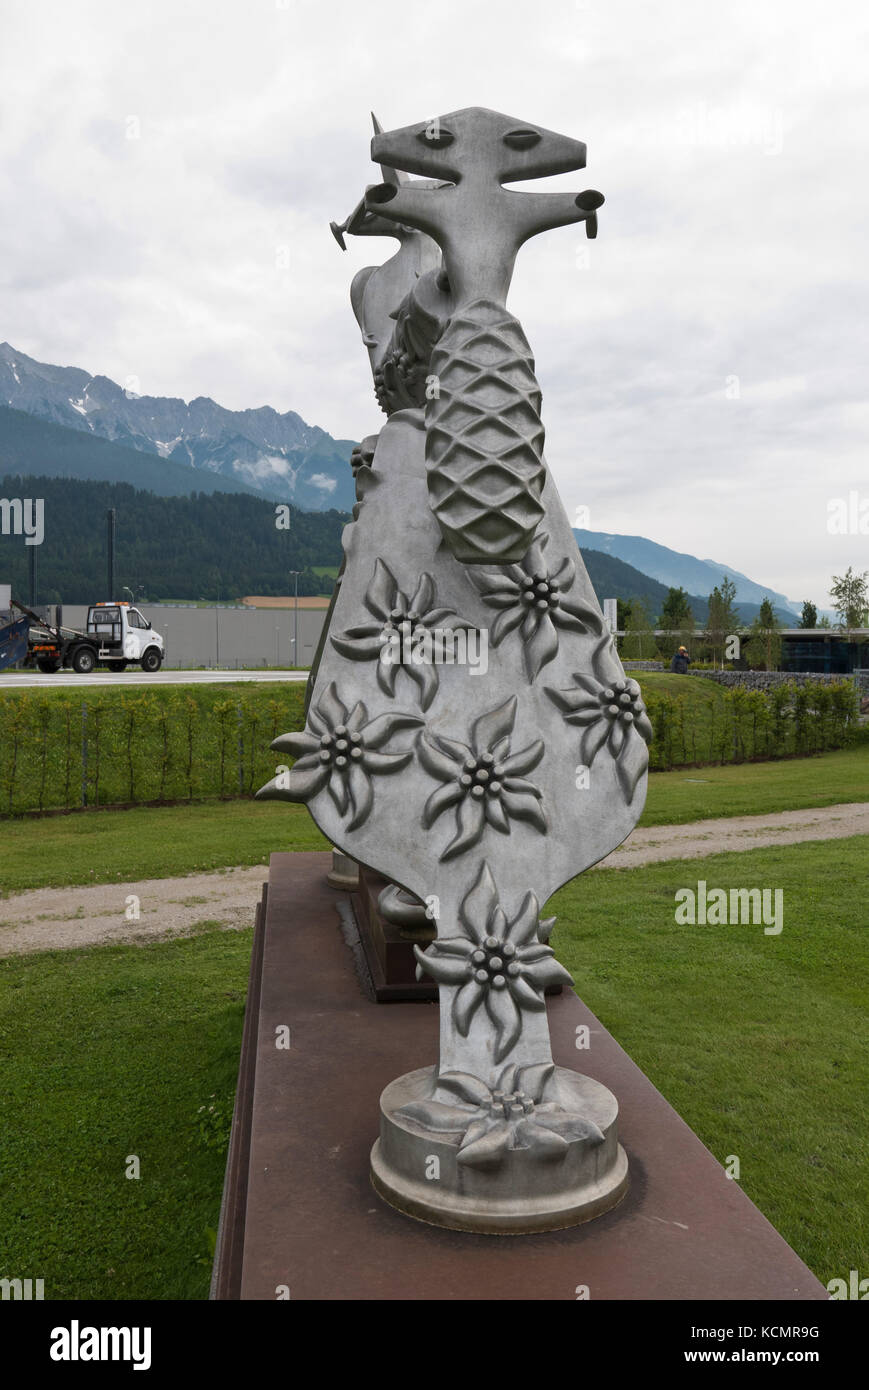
[799, 600, 817, 629]
[657, 586, 695, 659]
[705, 575, 740, 666]
[830, 567, 869, 629]
[616, 597, 632, 632]
[622, 597, 655, 659]
[744, 597, 783, 670]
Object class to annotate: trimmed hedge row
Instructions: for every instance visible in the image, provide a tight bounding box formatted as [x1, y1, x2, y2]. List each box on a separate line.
[645, 680, 858, 770]
[0, 678, 858, 817]
[0, 684, 306, 817]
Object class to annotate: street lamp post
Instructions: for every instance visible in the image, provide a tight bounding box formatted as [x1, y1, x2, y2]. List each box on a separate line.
[289, 571, 300, 668]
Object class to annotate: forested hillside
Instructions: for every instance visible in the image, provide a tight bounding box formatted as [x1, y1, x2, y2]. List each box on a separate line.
[0, 475, 348, 602]
[1, 472, 790, 623]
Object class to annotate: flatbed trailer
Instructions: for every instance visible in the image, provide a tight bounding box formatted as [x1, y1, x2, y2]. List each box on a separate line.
[0, 613, 29, 671]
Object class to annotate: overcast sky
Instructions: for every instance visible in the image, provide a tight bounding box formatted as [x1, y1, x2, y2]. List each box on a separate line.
[1, 0, 867, 606]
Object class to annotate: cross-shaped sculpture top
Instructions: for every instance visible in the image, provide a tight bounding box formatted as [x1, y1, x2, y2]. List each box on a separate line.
[364, 107, 604, 305]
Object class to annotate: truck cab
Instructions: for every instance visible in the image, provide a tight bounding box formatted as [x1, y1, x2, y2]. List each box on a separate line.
[86, 603, 165, 672]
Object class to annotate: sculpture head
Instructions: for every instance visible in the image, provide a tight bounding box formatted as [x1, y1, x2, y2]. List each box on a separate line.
[364, 107, 602, 305]
[370, 106, 588, 187]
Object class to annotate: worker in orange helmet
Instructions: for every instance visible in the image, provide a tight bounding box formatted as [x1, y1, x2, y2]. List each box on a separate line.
[670, 645, 691, 674]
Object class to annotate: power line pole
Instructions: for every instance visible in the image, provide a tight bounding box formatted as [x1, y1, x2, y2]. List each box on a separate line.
[289, 571, 300, 668]
[106, 509, 116, 597]
[28, 540, 38, 607]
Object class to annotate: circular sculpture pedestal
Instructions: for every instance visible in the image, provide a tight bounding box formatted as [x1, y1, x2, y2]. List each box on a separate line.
[370, 1064, 628, 1234]
[325, 849, 359, 891]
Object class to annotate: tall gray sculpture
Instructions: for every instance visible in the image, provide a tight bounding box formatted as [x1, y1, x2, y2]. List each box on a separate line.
[259, 108, 651, 1232]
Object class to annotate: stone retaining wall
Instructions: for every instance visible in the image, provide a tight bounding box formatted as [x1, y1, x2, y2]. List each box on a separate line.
[691, 670, 869, 695]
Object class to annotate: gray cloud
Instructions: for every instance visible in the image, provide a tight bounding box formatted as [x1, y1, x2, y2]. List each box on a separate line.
[1, 0, 867, 603]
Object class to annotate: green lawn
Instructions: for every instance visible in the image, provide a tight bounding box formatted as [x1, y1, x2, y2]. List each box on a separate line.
[3, 741, 867, 896]
[638, 737, 869, 826]
[0, 925, 250, 1299]
[0, 799, 329, 896]
[2, 836, 865, 1296]
[549, 835, 869, 1284]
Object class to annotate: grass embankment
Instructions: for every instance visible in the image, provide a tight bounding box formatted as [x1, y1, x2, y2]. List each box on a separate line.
[638, 735, 869, 826]
[2, 740, 867, 896]
[2, 836, 865, 1296]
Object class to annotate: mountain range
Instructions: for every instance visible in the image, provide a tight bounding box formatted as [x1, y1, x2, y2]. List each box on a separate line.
[0, 342, 357, 512]
[0, 474, 345, 603]
[574, 549, 794, 627]
[0, 340, 800, 622]
[573, 528, 799, 616]
[0, 405, 269, 499]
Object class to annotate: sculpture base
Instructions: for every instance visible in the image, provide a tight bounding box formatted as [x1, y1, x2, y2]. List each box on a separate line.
[213, 853, 828, 1300]
[371, 1065, 628, 1234]
[352, 867, 437, 1001]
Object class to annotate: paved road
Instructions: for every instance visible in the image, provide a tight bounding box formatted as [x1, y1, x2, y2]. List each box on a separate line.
[0, 669, 308, 689]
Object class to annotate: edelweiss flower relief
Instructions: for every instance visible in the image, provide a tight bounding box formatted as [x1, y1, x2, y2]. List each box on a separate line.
[545, 634, 653, 803]
[330, 557, 474, 710]
[248, 108, 650, 1234]
[397, 1064, 605, 1170]
[414, 861, 573, 1061]
[418, 695, 546, 861]
[470, 532, 603, 680]
[259, 681, 422, 830]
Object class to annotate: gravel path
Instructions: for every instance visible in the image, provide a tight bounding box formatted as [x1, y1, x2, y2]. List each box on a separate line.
[598, 800, 869, 868]
[2, 801, 867, 957]
[0, 865, 268, 958]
